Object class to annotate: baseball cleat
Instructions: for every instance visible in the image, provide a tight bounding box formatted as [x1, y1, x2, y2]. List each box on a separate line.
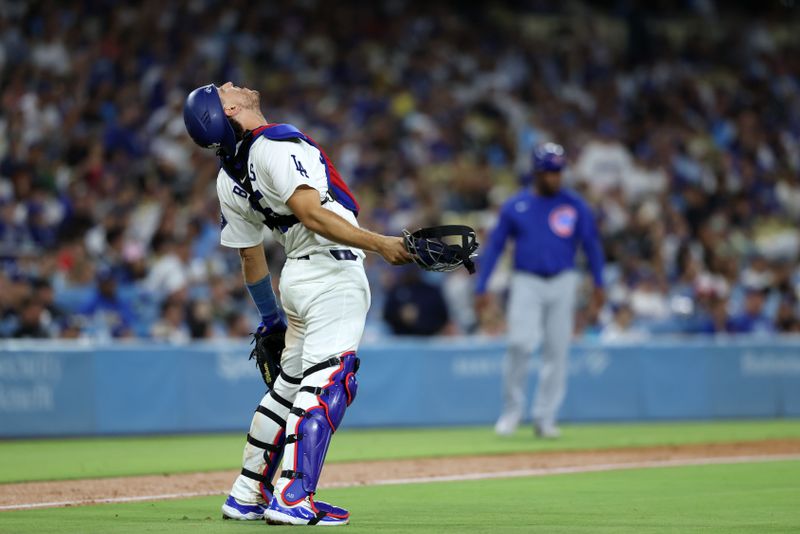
[534, 422, 562, 439]
[494, 412, 522, 436]
[221, 494, 268, 520]
[266, 495, 349, 526]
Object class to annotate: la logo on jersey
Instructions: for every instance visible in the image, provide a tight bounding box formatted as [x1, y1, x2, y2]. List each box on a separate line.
[549, 205, 577, 237]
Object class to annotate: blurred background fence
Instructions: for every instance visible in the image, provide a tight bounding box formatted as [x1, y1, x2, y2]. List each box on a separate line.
[2, 338, 799, 438]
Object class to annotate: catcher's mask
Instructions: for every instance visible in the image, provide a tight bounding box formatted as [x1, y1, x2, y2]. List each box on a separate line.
[403, 225, 479, 274]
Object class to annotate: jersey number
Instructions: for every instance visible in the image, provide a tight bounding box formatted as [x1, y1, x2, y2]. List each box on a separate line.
[291, 155, 309, 178]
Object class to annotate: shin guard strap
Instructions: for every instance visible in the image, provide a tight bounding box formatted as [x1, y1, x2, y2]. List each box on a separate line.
[255, 405, 286, 427]
[246, 433, 280, 453]
[286, 433, 303, 444]
[280, 370, 302, 385]
[303, 357, 343, 378]
[269, 389, 293, 410]
[241, 468, 274, 493]
[300, 386, 324, 395]
[281, 469, 304, 480]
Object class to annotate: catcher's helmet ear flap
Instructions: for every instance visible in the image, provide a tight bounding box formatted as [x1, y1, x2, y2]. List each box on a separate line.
[183, 84, 237, 155]
[532, 142, 565, 173]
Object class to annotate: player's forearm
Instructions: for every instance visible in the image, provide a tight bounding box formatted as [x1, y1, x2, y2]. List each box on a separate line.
[581, 231, 605, 287]
[474, 245, 502, 294]
[475, 229, 508, 294]
[300, 207, 389, 253]
[239, 245, 269, 283]
[239, 245, 282, 326]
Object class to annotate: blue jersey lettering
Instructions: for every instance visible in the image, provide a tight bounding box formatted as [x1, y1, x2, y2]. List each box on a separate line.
[291, 155, 309, 179]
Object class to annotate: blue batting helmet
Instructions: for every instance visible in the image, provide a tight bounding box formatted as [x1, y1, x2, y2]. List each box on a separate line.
[532, 142, 566, 173]
[183, 84, 236, 155]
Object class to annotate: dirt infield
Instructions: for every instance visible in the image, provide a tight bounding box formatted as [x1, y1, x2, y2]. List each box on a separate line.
[2, 439, 799, 511]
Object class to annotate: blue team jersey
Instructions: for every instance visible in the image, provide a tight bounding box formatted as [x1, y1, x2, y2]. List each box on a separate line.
[475, 188, 604, 293]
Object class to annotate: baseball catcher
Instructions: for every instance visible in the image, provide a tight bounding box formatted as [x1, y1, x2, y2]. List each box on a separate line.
[184, 82, 478, 527]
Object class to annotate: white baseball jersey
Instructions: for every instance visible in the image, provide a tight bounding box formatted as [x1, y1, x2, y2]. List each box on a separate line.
[216, 135, 365, 259]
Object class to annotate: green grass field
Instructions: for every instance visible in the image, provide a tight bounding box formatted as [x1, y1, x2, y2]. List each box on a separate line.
[1, 420, 799, 533]
[1, 420, 799, 483]
[1, 461, 798, 533]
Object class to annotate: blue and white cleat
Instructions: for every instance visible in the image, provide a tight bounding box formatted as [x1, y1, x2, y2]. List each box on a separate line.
[265, 495, 350, 526]
[221, 495, 268, 520]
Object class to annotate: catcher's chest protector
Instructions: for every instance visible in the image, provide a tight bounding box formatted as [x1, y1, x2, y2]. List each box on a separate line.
[253, 124, 359, 216]
[219, 123, 359, 231]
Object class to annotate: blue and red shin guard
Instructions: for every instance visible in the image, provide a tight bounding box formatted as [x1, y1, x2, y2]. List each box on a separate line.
[276, 352, 359, 510]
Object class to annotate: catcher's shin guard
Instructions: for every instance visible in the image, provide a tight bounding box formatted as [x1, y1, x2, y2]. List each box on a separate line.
[279, 352, 359, 505]
[232, 370, 301, 503]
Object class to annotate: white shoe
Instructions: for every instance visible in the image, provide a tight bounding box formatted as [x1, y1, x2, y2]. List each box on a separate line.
[221, 495, 268, 520]
[494, 412, 522, 436]
[534, 421, 561, 439]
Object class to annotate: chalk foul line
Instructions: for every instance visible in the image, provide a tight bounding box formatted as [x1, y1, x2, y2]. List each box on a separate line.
[2, 453, 799, 511]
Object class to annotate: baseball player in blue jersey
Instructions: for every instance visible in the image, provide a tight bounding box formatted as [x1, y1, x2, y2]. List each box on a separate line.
[476, 143, 605, 438]
[184, 82, 411, 526]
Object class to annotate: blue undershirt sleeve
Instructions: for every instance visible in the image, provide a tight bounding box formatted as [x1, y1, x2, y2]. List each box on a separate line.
[246, 274, 281, 327]
[475, 204, 514, 294]
[577, 202, 605, 288]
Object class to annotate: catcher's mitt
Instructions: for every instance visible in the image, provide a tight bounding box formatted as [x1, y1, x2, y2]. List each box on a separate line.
[402, 225, 479, 274]
[249, 326, 285, 389]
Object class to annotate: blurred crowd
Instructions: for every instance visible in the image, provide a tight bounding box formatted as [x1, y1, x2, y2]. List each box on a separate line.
[1, 0, 800, 341]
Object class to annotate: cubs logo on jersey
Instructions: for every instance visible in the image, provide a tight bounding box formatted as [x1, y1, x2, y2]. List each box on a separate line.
[549, 205, 577, 238]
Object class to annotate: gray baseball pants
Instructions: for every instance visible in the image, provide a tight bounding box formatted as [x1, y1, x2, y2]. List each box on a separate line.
[502, 270, 579, 426]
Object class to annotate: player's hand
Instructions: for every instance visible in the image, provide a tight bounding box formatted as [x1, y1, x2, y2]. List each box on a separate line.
[257, 315, 287, 336]
[378, 236, 413, 265]
[474, 292, 505, 335]
[592, 286, 605, 309]
[474, 293, 493, 314]
[251, 315, 287, 389]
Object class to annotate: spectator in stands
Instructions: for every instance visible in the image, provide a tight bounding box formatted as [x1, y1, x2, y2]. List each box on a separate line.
[383, 267, 450, 336]
[12, 297, 48, 338]
[225, 310, 253, 338]
[0, 274, 26, 337]
[31, 278, 65, 337]
[80, 270, 134, 339]
[775, 299, 800, 333]
[186, 299, 214, 339]
[1, 1, 800, 339]
[142, 233, 189, 302]
[601, 302, 649, 342]
[727, 287, 774, 335]
[151, 297, 190, 343]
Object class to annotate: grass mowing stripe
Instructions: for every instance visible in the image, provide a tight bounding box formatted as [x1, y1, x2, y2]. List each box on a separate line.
[0, 492, 222, 511]
[3, 453, 799, 511]
[1, 419, 799, 483]
[1, 460, 798, 533]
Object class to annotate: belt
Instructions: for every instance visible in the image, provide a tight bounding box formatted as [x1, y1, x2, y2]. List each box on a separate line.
[295, 249, 358, 261]
[521, 270, 562, 279]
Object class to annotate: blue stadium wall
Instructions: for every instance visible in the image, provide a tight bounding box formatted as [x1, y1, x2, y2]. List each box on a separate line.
[1, 338, 799, 437]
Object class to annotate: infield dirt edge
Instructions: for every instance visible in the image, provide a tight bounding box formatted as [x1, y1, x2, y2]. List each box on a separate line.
[1, 438, 798, 511]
